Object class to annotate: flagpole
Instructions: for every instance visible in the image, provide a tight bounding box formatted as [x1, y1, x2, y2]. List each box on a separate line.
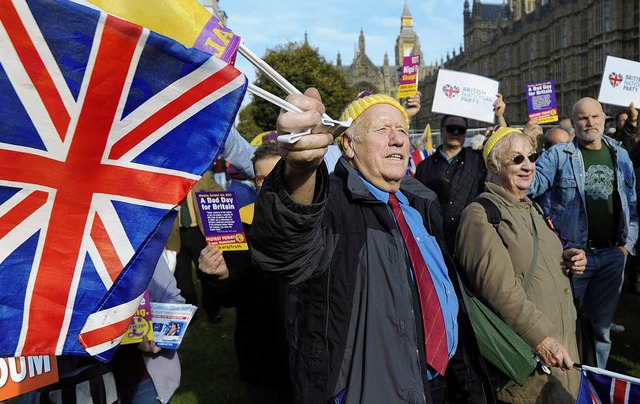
[574, 363, 640, 385]
[238, 42, 333, 120]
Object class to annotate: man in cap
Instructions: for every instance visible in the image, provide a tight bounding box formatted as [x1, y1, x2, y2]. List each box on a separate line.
[249, 89, 461, 403]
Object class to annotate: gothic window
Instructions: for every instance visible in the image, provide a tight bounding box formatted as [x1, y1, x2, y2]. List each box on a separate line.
[544, 30, 550, 57]
[503, 49, 509, 69]
[525, 0, 535, 14]
[561, 21, 568, 48]
[581, 54, 588, 80]
[604, 1, 611, 32]
[530, 34, 536, 60]
[595, 2, 603, 34]
[595, 46, 603, 73]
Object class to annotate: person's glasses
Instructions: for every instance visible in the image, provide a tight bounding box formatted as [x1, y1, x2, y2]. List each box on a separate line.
[511, 152, 539, 165]
[445, 124, 467, 135]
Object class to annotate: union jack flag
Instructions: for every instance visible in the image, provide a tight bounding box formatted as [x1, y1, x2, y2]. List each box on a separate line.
[442, 84, 460, 99]
[0, 0, 246, 360]
[608, 72, 624, 88]
[577, 365, 640, 404]
[406, 148, 429, 177]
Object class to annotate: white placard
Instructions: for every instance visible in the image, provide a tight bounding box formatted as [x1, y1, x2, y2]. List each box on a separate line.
[597, 56, 640, 108]
[431, 69, 500, 123]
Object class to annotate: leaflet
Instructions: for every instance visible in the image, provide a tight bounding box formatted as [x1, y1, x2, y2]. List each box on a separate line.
[195, 191, 248, 251]
[150, 302, 197, 349]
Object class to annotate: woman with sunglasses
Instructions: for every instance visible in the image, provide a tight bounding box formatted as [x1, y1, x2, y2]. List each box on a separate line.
[456, 127, 585, 403]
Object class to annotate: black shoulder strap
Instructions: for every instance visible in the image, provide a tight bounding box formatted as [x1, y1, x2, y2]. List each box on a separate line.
[476, 197, 501, 230]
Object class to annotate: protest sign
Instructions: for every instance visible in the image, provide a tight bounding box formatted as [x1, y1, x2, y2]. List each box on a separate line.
[196, 191, 249, 251]
[432, 69, 499, 123]
[0, 356, 58, 400]
[598, 56, 640, 108]
[398, 55, 420, 99]
[121, 290, 154, 345]
[525, 80, 558, 124]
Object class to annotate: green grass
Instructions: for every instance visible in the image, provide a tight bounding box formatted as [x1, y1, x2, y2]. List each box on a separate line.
[608, 289, 640, 378]
[172, 307, 247, 404]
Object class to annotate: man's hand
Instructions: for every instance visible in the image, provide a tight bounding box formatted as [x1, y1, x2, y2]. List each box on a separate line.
[493, 93, 507, 127]
[629, 101, 638, 127]
[198, 245, 229, 279]
[563, 248, 587, 275]
[534, 336, 573, 370]
[403, 91, 422, 120]
[524, 120, 543, 143]
[277, 88, 333, 204]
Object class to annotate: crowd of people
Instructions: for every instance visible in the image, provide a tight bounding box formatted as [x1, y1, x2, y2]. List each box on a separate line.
[15, 84, 640, 403]
[194, 88, 637, 404]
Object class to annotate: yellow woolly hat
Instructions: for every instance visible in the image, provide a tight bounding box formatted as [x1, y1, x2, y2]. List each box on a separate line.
[482, 126, 523, 166]
[339, 91, 408, 126]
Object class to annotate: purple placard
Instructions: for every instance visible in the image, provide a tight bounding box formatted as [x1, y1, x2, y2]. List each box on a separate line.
[195, 191, 248, 251]
[193, 15, 241, 64]
[525, 80, 558, 124]
[398, 55, 420, 98]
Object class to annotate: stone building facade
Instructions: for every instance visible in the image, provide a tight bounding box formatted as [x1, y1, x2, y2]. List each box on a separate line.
[416, 0, 640, 130]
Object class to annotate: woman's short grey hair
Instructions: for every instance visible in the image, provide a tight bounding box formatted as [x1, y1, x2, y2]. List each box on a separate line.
[487, 132, 536, 181]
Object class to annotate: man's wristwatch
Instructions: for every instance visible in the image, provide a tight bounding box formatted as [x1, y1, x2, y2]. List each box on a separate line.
[630, 118, 638, 123]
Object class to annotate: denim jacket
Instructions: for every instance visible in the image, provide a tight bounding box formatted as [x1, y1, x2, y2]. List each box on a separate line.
[527, 136, 638, 255]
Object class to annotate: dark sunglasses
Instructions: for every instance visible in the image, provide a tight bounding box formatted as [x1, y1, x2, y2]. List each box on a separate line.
[511, 152, 539, 165]
[445, 124, 467, 135]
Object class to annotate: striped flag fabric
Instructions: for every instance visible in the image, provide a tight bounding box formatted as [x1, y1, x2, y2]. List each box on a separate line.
[0, 0, 246, 360]
[576, 365, 640, 404]
[407, 148, 429, 177]
[85, 0, 241, 64]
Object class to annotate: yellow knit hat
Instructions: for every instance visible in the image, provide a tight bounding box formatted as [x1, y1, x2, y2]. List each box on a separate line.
[482, 126, 523, 166]
[339, 91, 409, 126]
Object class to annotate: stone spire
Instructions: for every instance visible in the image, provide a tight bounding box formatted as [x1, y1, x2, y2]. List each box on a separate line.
[402, 0, 413, 27]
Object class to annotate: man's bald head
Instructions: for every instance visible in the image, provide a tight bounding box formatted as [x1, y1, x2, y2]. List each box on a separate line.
[544, 127, 572, 150]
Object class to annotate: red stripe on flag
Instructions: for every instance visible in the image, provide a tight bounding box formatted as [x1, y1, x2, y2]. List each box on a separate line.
[612, 378, 628, 404]
[108, 64, 243, 160]
[90, 214, 124, 283]
[79, 316, 133, 349]
[0, 2, 70, 141]
[21, 16, 145, 354]
[0, 190, 48, 239]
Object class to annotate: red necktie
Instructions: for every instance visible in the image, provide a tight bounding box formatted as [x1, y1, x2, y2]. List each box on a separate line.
[388, 193, 448, 375]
